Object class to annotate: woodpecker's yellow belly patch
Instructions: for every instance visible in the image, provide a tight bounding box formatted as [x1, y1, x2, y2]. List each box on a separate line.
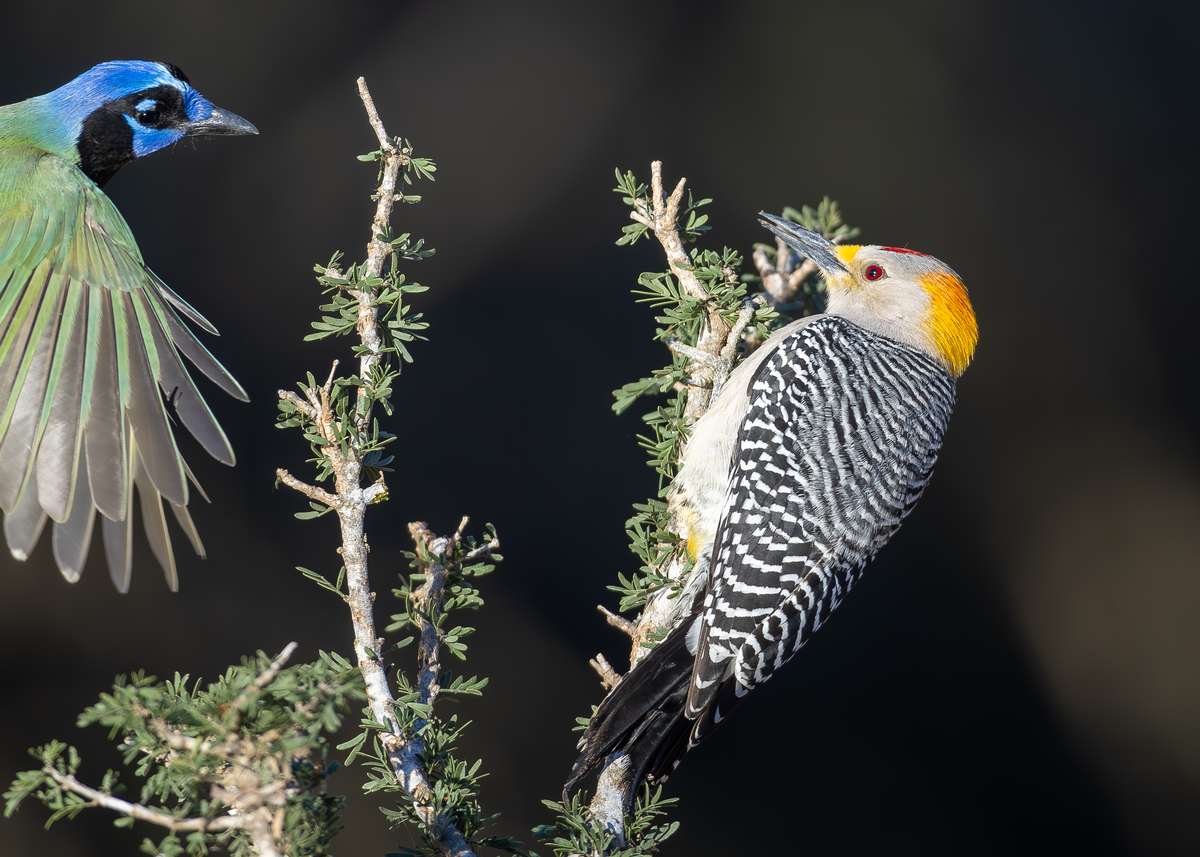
[682, 507, 711, 562]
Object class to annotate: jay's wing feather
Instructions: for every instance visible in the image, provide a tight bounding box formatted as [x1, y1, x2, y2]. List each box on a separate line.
[0, 148, 240, 589]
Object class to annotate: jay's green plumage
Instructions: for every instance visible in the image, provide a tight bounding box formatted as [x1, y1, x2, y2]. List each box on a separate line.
[0, 61, 255, 591]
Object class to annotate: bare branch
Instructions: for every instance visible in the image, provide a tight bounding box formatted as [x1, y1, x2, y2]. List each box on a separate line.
[464, 538, 499, 563]
[376, 520, 483, 857]
[43, 768, 242, 834]
[755, 226, 825, 309]
[710, 300, 758, 400]
[275, 469, 337, 507]
[313, 78, 475, 857]
[407, 521, 450, 711]
[720, 302, 756, 363]
[667, 340, 720, 370]
[353, 78, 404, 433]
[630, 161, 736, 421]
[632, 163, 716, 309]
[588, 653, 622, 691]
[752, 242, 776, 278]
[277, 389, 316, 420]
[753, 239, 789, 305]
[146, 717, 206, 755]
[787, 258, 818, 292]
[754, 231, 822, 306]
[596, 604, 637, 638]
[321, 359, 339, 396]
[356, 77, 395, 152]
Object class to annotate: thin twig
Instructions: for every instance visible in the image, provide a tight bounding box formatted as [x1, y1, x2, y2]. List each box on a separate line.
[231, 642, 299, 716]
[464, 539, 499, 563]
[588, 653, 622, 691]
[408, 522, 449, 712]
[711, 300, 758, 399]
[629, 161, 732, 420]
[357, 78, 395, 151]
[390, 520, 482, 857]
[596, 604, 637, 638]
[720, 301, 757, 362]
[275, 469, 337, 507]
[43, 768, 243, 834]
[753, 235, 820, 306]
[278, 389, 316, 419]
[630, 166, 702, 302]
[667, 340, 720, 370]
[788, 258, 818, 292]
[353, 77, 404, 431]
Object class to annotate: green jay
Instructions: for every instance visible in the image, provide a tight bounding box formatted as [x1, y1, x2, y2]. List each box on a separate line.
[0, 61, 256, 591]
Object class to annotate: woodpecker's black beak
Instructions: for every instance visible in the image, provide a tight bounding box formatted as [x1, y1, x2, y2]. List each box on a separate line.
[184, 105, 259, 137]
[758, 212, 848, 274]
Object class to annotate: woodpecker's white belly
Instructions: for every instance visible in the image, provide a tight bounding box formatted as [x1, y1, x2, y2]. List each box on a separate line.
[671, 315, 822, 557]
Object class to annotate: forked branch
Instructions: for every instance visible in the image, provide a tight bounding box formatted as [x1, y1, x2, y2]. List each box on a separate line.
[277, 77, 475, 857]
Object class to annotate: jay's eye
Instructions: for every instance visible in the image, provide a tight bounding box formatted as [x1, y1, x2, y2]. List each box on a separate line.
[863, 263, 886, 282]
[135, 100, 161, 125]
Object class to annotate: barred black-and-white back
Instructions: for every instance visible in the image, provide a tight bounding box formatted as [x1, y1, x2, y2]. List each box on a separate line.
[565, 314, 960, 800]
[684, 315, 956, 737]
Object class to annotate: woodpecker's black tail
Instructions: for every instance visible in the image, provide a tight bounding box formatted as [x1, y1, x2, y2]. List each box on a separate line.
[563, 616, 698, 807]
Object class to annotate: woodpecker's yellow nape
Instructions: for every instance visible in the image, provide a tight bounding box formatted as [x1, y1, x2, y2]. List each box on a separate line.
[828, 242, 976, 377]
[755, 216, 977, 378]
[919, 271, 977, 377]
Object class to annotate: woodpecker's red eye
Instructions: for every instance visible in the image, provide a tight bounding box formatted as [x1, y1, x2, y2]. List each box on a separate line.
[864, 264, 886, 282]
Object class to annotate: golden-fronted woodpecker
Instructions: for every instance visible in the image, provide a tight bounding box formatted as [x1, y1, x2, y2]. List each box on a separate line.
[567, 214, 979, 800]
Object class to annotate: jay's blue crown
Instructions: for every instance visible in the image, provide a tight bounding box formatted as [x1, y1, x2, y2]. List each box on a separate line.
[2, 60, 256, 185]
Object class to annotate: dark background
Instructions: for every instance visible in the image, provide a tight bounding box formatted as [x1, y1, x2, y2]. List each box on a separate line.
[2, 1, 1198, 855]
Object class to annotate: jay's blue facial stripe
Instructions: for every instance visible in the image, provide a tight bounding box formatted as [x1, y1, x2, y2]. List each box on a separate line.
[40, 61, 190, 153]
[122, 117, 184, 157]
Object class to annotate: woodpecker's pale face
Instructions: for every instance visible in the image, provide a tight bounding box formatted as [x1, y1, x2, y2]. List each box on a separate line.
[759, 215, 978, 377]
